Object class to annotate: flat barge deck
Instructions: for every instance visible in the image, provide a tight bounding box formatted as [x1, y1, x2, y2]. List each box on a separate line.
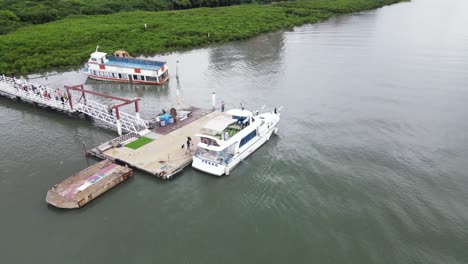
[88, 108, 222, 179]
[46, 160, 133, 209]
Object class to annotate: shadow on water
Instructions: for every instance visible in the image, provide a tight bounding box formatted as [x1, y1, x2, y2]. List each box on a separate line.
[84, 79, 170, 97]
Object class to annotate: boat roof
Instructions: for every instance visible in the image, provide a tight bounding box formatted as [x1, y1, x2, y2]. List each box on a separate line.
[105, 56, 165, 70]
[90, 52, 107, 59]
[203, 113, 236, 133]
[226, 109, 253, 117]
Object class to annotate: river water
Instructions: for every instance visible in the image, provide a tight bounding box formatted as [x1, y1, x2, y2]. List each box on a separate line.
[1, 0, 468, 263]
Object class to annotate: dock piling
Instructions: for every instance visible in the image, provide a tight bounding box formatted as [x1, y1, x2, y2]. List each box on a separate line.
[212, 92, 216, 110]
[82, 141, 88, 157]
[116, 119, 123, 136]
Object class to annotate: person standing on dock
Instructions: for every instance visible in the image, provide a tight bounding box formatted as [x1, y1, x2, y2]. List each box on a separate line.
[186, 136, 192, 155]
[221, 101, 225, 112]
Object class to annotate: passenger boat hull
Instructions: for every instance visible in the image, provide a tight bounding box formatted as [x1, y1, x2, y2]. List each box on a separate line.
[85, 73, 169, 85]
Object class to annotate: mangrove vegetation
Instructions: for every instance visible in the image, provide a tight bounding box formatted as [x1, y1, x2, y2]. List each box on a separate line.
[0, 0, 283, 31]
[0, 0, 402, 74]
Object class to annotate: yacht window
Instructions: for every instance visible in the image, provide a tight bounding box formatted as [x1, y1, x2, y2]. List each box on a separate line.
[239, 130, 257, 148]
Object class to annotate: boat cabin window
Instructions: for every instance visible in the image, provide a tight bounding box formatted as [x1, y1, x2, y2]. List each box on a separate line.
[231, 115, 252, 130]
[91, 58, 97, 62]
[200, 137, 219, 147]
[131, 75, 145, 81]
[196, 143, 236, 164]
[195, 148, 220, 162]
[146, 76, 157, 81]
[239, 130, 256, 148]
[114, 51, 130, 58]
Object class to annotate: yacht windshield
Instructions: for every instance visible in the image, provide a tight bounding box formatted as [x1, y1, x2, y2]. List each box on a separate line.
[195, 147, 221, 163]
[195, 143, 236, 164]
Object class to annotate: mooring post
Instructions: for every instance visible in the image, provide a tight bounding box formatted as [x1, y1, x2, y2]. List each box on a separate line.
[116, 120, 122, 136]
[135, 101, 140, 119]
[82, 141, 88, 156]
[212, 92, 216, 110]
[80, 84, 87, 105]
[116, 108, 122, 135]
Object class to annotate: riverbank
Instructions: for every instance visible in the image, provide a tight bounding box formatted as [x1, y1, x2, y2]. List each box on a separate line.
[0, 0, 402, 74]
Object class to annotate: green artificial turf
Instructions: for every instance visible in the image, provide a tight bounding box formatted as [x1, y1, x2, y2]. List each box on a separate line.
[125, 136, 154, 149]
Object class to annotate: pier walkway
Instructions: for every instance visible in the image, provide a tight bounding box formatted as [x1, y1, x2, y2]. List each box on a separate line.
[88, 108, 216, 179]
[0, 75, 148, 135]
[0, 75, 74, 113]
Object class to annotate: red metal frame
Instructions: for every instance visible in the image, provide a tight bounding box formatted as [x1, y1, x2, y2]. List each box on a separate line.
[64, 84, 140, 119]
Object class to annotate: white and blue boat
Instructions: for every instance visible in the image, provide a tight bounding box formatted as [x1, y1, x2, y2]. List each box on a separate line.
[82, 49, 169, 85]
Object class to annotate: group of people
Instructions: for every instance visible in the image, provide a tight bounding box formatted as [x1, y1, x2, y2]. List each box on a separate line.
[12, 79, 68, 105]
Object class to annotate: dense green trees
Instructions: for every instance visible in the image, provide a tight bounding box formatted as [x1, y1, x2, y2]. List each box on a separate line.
[0, 0, 402, 74]
[0, 9, 20, 34]
[0, 0, 275, 33]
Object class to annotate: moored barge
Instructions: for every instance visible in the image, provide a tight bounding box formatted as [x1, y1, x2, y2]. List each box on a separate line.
[46, 160, 133, 209]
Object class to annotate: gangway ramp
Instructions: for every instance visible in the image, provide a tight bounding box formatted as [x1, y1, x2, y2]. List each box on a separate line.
[0, 75, 149, 135]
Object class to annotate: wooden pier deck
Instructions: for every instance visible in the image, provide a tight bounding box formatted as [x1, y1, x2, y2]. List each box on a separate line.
[46, 160, 133, 209]
[88, 108, 221, 179]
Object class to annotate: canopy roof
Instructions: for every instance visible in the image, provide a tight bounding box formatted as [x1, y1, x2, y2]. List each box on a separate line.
[203, 114, 236, 133]
[226, 109, 253, 117]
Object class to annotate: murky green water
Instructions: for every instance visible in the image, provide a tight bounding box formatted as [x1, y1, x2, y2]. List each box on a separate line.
[1, 0, 468, 263]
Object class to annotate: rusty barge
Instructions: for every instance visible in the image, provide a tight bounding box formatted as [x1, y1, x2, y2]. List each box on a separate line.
[46, 160, 133, 209]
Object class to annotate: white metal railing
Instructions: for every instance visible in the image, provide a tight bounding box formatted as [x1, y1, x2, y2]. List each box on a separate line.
[0, 75, 73, 112]
[82, 100, 147, 129]
[111, 132, 139, 145]
[74, 102, 138, 133]
[1, 74, 149, 135]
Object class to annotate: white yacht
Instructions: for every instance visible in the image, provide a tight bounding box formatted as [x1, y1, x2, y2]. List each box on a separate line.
[192, 108, 280, 176]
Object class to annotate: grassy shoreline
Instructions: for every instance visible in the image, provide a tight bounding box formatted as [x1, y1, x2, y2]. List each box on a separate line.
[0, 0, 402, 74]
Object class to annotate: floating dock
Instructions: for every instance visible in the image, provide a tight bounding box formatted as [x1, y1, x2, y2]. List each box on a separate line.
[88, 108, 220, 179]
[46, 160, 133, 209]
